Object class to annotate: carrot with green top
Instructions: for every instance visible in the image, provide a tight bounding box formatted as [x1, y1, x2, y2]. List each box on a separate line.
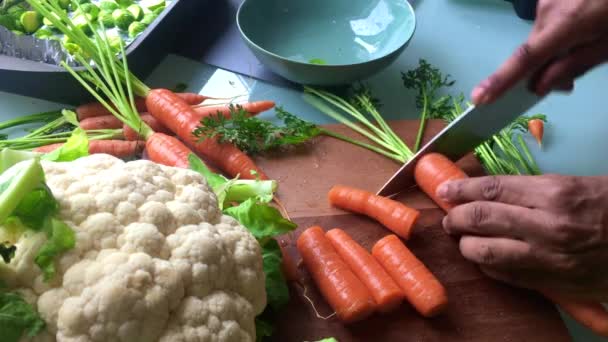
[34, 140, 145, 158]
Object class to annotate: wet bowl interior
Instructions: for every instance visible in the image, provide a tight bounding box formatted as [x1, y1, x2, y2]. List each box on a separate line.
[236, 0, 416, 86]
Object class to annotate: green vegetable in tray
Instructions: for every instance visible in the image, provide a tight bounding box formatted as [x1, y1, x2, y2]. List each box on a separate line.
[74, 3, 99, 20]
[72, 14, 94, 35]
[0, 15, 16, 30]
[141, 0, 165, 11]
[99, 0, 118, 12]
[106, 31, 123, 52]
[112, 8, 134, 30]
[140, 11, 156, 25]
[57, 0, 71, 10]
[126, 4, 143, 20]
[98, 10, 114, 28]
[115, 0, 134, 7]
[33, 27, 53, 39]
[127, 20, 146, 38]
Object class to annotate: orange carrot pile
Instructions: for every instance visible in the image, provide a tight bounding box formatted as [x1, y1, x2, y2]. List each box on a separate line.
[34, 140, 145, 159]
[413, 152, 468, 212]
[145, 88, 268, 180]
[326, 228, 405, 313]
[296, 226, 376, 323]
[372, 234, 448, 317]
[193, 100, 275, 119]
[328, 185, 420, 240]
[75, 92, 207, 120]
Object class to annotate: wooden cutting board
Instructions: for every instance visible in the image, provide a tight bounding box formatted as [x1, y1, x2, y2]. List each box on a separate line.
[253, 119, 571, 342]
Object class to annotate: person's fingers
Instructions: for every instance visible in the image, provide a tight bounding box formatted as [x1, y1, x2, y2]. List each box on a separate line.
[442, 201, 551, 241]
[459, 236, 534, 269]
[471, 23, 573, 104]
[436, 175, 556, 209]
[533, 37, 608, 96]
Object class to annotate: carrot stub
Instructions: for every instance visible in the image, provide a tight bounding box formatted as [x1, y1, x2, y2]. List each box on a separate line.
[414, 152, 468, 212]
[296, 226, 375, 323]
[328, 185, 420, 240]
[325, 228, 404, 313]
[372, 234, 448, 318]
[541, 291, 608, 337]
[528, 119, 544, 146]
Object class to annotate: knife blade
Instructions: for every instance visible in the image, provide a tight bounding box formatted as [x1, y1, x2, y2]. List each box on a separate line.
[377, 80, 543, 197]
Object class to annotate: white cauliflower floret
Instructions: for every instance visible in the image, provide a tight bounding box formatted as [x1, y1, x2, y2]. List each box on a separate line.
[159, 292, 256, 342]
[3, 154, 266, 342]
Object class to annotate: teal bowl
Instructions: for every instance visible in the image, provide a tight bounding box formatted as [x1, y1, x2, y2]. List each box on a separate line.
[236, 0, 416, 86]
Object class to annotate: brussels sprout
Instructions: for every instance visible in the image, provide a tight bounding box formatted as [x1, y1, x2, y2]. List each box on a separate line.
[128, 21, 147, 38]
[112, 9, 135, 31]
[98, 11, 115, 28]
[20, 11, 43, 34]
[74, 3, 100, 20]
[0, 15, 16, 31]
[141, 0, 165, 11]
[106, 32, 123, 52]
[99, 1, 119, 12]
[57, 0, 71, 10]
[72, 14, 94, 35]
[127, 4, 143, 21]
[152, 5, 165, 16]
[115, 0, 134, 7]
[34, 28, 53, 39]
[140, 12, 157, 25]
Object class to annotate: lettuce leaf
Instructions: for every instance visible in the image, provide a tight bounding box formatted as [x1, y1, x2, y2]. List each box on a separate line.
[34, 218, 76, 281]
[224, 199, 296, 241]
[188, 154, 277, 209]
[0, 288, 45, 342]
[42, 127, 89, 162]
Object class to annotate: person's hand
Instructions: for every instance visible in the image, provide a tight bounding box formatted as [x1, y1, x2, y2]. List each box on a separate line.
[437, 174, 608, 301]
[472, 0, 608, 104]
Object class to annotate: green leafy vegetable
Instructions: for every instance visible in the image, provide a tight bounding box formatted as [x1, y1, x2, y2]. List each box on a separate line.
[224, 198, 296, 242]
[303, 85, 413, 163]
[316, 338, 339, 342]
[0, 242, 16, 263]
[0, 289, 46, 342]
[41, 127, 89, 162]
[402, 59, 456, 152]
[0, 158, 45, 224]
[127, 20, 146, 38]
[11, 186, 58, 230]
[261, 239, 289, 311]
[34, 218, 76, 281]
[308, 58, 327, 65]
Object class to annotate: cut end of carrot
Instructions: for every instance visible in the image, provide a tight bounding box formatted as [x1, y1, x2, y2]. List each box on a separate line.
[414, 153, 468, 213]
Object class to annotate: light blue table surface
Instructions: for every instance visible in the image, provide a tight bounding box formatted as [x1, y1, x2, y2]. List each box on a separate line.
[1, 0, 607, 340]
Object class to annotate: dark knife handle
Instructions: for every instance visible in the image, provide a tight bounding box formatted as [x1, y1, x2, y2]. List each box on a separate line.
[505, 0, 538, 20]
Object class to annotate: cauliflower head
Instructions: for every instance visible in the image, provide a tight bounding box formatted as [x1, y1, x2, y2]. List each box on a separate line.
[4, 154, 266, 342]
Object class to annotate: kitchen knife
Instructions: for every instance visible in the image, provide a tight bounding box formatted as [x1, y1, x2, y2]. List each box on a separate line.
[377, 80, 544, 197]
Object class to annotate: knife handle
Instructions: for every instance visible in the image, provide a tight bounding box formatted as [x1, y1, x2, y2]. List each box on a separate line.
[505, 0, 538, 20]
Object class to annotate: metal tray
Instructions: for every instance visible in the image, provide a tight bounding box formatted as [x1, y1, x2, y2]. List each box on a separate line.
[0, 0, 212, 105]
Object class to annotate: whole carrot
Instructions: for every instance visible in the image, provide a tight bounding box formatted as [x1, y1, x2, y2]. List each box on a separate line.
[372, 234, 448, 318]
[144, 133, 191, 169]
[145, 88, 268, 180]
[325, 228, 405, 313]
[413, 153, 469, 212]
[328, 185, 420, 240]
[75, 92, 207, 121]
[528, 119, 544, 146]
[123, 114, 171, 141]
[34, 140, 145, 159]
[193, 100, 275, 119]
[297, 226, 376, 323]
[79, 115, 123, 130]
